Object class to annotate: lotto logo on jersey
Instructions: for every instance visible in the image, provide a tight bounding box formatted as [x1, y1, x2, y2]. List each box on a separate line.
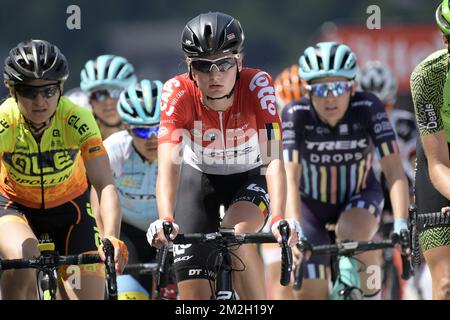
[249, 71, 276, 116]
[161, 78, 182, 117]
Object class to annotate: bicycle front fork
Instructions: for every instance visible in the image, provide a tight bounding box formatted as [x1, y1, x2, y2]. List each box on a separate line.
[329, 256, 363, 300]
[214, 251, 236, 300]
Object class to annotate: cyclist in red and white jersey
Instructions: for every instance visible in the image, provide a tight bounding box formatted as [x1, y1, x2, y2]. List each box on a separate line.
[147, 12, 301, 300]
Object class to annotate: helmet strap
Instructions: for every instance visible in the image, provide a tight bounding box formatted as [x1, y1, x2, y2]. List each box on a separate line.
[23, 111, 55, 142]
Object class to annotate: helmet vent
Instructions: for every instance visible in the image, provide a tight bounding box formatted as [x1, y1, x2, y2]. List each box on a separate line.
[204, 24, 213, 50]
[329, 44, 338, 69]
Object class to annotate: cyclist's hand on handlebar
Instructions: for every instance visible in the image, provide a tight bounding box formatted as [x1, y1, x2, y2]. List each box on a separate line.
[292, 243, 310, 267]
[393, 218, 410, 255]
[271, 217, 303, 247]
[98, 236, 129, 274]
[146, 218, 179, 249]
[441, 206, 450, 213]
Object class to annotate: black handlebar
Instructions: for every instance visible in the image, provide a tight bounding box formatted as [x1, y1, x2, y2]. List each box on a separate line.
[0, 238, 118, 300]
[157, 221, 173, 288]
[172, 228, 293, 288]
[0, 253, 103, 270]
[293, 232, 412, 291]
[398, 229, 413, 280]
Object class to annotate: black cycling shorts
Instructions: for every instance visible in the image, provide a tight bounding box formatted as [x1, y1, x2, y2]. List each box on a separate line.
[173, 163, 270, 283]
[0, 188, 99, 255]
[415, 140, 450, 251]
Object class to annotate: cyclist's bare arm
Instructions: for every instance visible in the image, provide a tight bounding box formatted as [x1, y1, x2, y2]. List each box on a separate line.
[285, 161, 302, 222]
[421, 131, 450, 199]
[90, 187, 104, 237]
[260, 141, 287, 219]
[154, 142, 181, 246]
[285, 160, 306, 263]
[379, 152, 409, 220]
[85, 154, 122, 238]
[260, 140, 301, 246]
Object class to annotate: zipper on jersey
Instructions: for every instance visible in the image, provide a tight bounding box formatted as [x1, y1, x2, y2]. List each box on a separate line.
[37, 142, 46, 210]
[218, 112, 226, 160]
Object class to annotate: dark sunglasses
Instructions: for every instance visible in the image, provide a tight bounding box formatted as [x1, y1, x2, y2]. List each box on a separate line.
[90, 88, 123, 102]
[189, 55, 238, 73]
[305, 81, 353, 98]
[130, 126, 159, 139]
[15, 83, 60, 99]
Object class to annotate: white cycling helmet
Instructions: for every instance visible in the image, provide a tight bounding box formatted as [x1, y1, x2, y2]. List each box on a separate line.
[64, 87, 92, 112]
[357, 60, 398, 105]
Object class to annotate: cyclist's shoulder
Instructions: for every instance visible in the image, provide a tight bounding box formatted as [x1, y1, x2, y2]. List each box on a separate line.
[349, 91, 385, 114]
[104, 130, 132, 153]
[64, 87, 92, 112]
[55, 97, 101, 144]
[239, 67, 272, 86]
[57, 96, 94, 119]
[104, 130, 132, 170]
[0, 96, 20, 117]
[411, 49, 449, 82]
[282, 97, 311, 118]
[163, 73, 191, 92]
[161, 73, 196, 109]
[0, 98, 19, 144]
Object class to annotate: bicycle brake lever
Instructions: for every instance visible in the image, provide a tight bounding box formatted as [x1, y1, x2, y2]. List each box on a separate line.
[162, 221, 173, 241]
[102, 238, 118, 300]
[278, 220, 293, 286]
[399, 229, 413, 280]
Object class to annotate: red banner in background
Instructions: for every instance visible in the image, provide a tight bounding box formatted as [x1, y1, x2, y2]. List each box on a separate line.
[320, 24, 443, 93]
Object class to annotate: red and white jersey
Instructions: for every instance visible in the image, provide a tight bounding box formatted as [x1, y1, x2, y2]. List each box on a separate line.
[159, 68, 282, 175]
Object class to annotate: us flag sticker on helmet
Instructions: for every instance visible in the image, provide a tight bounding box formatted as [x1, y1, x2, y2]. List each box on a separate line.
[227, 33, 236, 40]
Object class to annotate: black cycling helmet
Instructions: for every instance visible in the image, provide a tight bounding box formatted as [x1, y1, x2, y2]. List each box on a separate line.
[181, 12, 244, 57]
[4, 39, 69, 86]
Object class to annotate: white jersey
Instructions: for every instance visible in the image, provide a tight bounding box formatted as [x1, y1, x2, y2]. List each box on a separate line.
[104, 130, 158, 232]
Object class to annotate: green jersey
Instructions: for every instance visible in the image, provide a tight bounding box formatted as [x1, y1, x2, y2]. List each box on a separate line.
[411, 49, 450, 141]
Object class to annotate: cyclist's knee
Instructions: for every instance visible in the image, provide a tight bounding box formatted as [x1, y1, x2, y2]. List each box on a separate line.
[1, 239, 39, 260]
[177, 279, 211, 300]
[294, 279, 328, 300]
[222, 202, 265, 232]
[336, 209, 378, 241]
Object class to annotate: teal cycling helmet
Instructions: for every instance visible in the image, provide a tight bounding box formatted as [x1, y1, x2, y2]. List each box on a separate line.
[117, 79, 162, 126]
[436, 0, 450, 35]
[298, 41, 357, 83]
[80, 54, 137, 92]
